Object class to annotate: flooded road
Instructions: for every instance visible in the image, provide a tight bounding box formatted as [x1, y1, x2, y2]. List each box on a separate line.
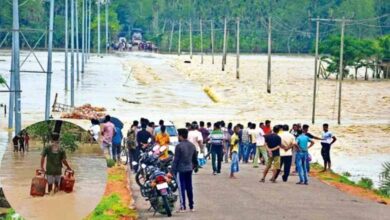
[0, 50, 388, 189]
[0, 141, 106, 220]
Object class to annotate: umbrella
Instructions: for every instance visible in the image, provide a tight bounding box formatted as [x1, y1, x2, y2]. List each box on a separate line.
[110, 116, 124, 129]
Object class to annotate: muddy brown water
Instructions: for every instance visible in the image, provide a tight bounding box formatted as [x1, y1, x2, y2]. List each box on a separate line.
[0, 141, 107, 220]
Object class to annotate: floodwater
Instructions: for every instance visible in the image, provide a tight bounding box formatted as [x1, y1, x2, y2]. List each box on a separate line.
[0, 50, 389, 188]
[0, 141, 106, 220]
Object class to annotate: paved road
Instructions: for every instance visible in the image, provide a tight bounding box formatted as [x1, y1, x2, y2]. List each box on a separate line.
[132, 161, 390, 220]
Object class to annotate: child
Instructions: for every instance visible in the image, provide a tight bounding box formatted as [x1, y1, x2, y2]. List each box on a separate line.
[41, 133, 72, 194]
[230, 125, 240, 178]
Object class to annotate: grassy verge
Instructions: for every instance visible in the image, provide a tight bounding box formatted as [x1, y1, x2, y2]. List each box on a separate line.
[311, 162, 389, 205]
[85, 165, 138, 220]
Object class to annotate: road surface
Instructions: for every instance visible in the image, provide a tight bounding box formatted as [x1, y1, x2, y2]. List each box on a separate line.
[132, 162, 390, 220]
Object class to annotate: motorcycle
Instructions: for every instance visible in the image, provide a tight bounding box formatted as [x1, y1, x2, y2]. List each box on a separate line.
[142, 167, 177, 217]
[133, 145, 174, 188]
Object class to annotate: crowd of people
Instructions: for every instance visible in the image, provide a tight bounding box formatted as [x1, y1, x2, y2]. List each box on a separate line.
[92, 116, 337, 212]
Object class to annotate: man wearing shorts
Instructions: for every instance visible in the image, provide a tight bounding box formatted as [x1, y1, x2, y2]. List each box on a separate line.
[260, 126, 283, 183]
[320, 123, 337, 172]
[41, 134, 72, 194]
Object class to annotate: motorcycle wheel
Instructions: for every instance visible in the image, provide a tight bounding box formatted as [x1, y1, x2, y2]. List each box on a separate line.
[162, 195, 172, 217]
[135, 171, 146, 188]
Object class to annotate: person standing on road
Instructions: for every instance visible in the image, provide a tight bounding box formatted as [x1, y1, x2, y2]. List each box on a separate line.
[230, 125, 240, 178]
[260, 126, 283, 183]
[295, 129, 314, 185]
[199, 121, 210, 154]
[253, 123, 266, 168]
[155, 125, 171, 159]
[127, 121, 138, 170]
[242, 122, 251, 163]
[248, 123, 257, 162]
[222, 121, 232, 163]
[209, 122, 224, 175]
[320, 123, 337, 172]
[172, 129, 198, 213]
[112, 126, 123, 163]
[276, 125, 296, 182]
[302, 124, 321, 172]
[101, 115, 115, 159]
[188, 123, 204, 167]
[237, 124, 244, 162]
[263, 120, 272, 135]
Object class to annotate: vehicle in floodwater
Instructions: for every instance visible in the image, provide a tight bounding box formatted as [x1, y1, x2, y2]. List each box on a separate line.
[131, 28, 144, 46]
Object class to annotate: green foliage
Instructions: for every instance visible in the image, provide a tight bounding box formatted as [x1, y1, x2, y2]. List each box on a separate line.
[4, 208, 24, 220]
[357, 177, 374, 190]
[379, 162, 390, 197]
[342, 171, 351, 177]
[88, 193, 136, 220]
[0, 75, 6, 86]
[319, 34, 385, 78]
[339, 175, 355, 185]
[0, 0, 387, 53]
[60, 132, 78, 152]
[106, 159, 115, 168]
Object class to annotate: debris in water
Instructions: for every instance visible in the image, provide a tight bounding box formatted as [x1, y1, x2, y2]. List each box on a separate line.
[116, 97, 141, 105]
[61, 104, 106, 120]
[203, 86, 219, 103]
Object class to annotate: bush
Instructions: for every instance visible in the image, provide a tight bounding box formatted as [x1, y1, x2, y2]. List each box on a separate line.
[339, 176, 355, 185]
[357, 177, 374, 190]
[342, 172, 351, 177]
[379, 162, 390, 197]
[106, 159, 115, 168]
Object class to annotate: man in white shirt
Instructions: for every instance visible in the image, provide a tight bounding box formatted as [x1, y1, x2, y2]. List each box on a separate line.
[276, 124, 296, 182]
[253, 124, 266, 168]
[188, 123, 204, 166]
[320, 123, 337, 172]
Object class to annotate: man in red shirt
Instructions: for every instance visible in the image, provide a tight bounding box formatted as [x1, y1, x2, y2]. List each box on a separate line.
[262, 120, 272, 135]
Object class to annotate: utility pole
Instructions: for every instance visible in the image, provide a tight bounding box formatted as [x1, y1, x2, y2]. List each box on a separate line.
[81, 0, 85, 73]
[200, 19, 203, 64]
[267, 16, 272, 94]
[169, 22, 174, 53]
[45, 0, 55, 121]
[12, 0, 21, 133]
[189, 20, 193, 59]
[105, 0, 109, 54]
[71, 0, 75, 107]
[8, 54, 14, 129]
[88, 0, 91, 58]
[211, 20, 214, 64]
[312, 17, 320, 124]
[310, 17, 349, 124]
[97, 0, 101, 55]
[236, 17, 240, 80]
[178, 20, 181, 56]
[65, 0, 69, 90]
[75, 0, 80, 82]
[222, 17, 227, 71]
[337, 18, 345, 125]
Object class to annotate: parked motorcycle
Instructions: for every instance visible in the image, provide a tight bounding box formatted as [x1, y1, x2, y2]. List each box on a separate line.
[142, 167, 177, 217]
[134, 145, 178, 217]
